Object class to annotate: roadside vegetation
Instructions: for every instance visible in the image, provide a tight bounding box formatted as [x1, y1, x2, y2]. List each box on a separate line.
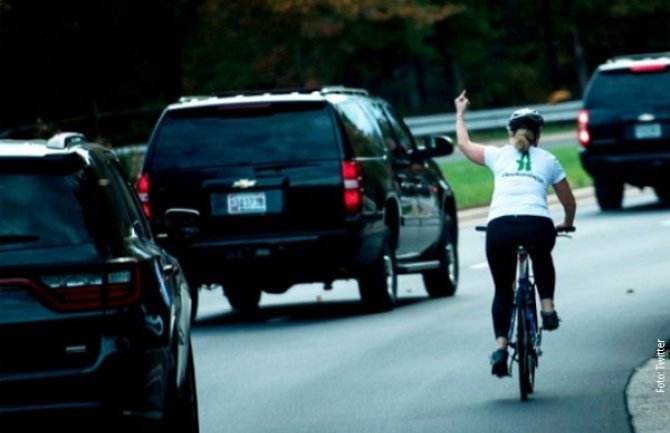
[3, 1, 668, 145]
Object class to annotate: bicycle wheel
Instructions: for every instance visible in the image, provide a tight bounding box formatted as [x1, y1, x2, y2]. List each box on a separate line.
[525, 312, 536, 395]
[517, 307, 532, 401]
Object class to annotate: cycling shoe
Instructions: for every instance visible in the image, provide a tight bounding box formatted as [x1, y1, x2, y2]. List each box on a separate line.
[541, 310, 560, 331]
[490, 348, 509, 378]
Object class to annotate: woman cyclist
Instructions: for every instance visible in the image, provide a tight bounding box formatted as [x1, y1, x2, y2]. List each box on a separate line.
[454, 90, 576, 378]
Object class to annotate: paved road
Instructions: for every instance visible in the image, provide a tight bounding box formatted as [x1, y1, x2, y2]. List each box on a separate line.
[459, 187, 670, 433]
[191, 188, 669, 433]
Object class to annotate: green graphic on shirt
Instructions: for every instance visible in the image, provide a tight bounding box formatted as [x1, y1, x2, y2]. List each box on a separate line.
[517, 152, 532, 171]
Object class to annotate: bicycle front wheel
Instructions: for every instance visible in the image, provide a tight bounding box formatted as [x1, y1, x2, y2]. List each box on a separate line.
[517, 308, 535, 401]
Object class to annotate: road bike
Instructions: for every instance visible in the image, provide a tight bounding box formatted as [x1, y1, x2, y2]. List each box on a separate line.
[476, 225, 575, 401]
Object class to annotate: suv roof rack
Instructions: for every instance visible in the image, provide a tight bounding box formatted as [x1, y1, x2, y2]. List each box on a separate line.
[319, 86, 369, 96]
[178, 95, 217, 103]
[213, 88, 321, 98]
[46, 132, 86, 149]
[211, 86, 369, 99]
[607, 52, 670, 63]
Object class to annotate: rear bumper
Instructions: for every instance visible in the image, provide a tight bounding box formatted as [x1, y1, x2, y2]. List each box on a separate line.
[580, 151, 670, 186]
[170, 225, 386, 285]
[0, 335, 169, 425]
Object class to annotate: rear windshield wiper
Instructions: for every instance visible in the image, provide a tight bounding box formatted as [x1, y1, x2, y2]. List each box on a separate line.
[0, 234, 41, 244]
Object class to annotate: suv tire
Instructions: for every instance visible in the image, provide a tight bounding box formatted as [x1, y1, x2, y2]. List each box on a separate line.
[190, 286, 200, 322]
[423, 215, 458, 297]
[358, 230, 397, 312]
[224, 283, 262, 312]
[594, 177, 624, 210]
[163, 344, 199, 433]
[654, 183, 670, 205]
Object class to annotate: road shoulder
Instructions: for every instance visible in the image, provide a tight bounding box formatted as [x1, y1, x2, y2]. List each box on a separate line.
[626, 345, 670, 433]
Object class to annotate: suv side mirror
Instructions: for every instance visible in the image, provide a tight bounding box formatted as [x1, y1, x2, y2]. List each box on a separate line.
[165, 208, 201, 239]
[413, 136, 454, 160]
[422, 136, 454, 157]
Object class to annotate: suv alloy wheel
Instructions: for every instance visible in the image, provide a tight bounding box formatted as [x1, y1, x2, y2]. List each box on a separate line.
[358, 230, 397, 312]
[422, 215, 459, 297]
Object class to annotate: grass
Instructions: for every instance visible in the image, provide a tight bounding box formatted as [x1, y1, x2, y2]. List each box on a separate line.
[439, 146, 592, 210]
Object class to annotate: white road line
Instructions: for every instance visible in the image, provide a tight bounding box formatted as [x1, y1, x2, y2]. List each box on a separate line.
[470, 262, 489, 270]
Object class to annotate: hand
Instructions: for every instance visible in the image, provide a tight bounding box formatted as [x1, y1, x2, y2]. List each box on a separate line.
[555, 222, 574, 231]
[454, 90, 470, 116]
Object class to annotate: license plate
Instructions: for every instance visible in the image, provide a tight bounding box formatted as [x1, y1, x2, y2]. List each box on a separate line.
[634, 123, 661, 139]
[227, 192, 267, 215]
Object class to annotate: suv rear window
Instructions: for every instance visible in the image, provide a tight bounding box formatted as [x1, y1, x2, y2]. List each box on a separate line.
[0, 167, 101, 252]
[150, 101, 340, 170]
[586, 68, 670, 109]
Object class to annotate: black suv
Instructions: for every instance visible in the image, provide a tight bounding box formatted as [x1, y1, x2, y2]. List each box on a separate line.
[578, 52, 670, 210]
[139, 86, 459, 313]
[0, 134, 198, 432]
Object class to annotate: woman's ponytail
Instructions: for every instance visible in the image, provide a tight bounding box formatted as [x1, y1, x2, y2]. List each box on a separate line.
[513, 128, 536, 152]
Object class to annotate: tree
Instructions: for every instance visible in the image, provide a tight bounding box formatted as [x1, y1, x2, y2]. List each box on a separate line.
[1, 0, 668, 143]
[181, 0, 459, 112]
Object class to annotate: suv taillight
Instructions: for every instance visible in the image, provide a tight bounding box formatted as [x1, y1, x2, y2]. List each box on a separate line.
[0, 262, 142, 312]
[630, 63, 667, 73]
[577, 109, 590, 148]
[342, 161, 363, 213]
[137, 173, 151, 218]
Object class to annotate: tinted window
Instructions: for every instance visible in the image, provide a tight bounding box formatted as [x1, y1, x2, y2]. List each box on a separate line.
[586, 69, 670, 109]
[336, 101, 385, 157]
[378, 103, 415, 153]
[0, 168, 101, 252]
[105, 160, 152, 239]
[151, 102, 339, 170]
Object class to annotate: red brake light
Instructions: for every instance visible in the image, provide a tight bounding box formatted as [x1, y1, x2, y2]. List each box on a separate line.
[342, 161, 363, 213]
[0, 262, 141, 312]
[136, 173, 151, 218]
[577, 109, 590, 148]
[630, 63, 667, 73]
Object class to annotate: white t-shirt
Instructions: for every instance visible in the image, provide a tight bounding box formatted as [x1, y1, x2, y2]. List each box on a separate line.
[484, 144, 566, 221]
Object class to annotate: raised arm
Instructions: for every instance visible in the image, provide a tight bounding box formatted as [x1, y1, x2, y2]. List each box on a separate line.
[454, 90, 486, 166]
[553, 178, 577, 229]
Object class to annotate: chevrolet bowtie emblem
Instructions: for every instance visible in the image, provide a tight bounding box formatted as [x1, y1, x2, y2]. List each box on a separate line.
[233, 179, 257, 189]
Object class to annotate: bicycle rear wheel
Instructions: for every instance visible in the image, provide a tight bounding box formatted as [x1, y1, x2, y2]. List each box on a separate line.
[517, 308, 534, 401]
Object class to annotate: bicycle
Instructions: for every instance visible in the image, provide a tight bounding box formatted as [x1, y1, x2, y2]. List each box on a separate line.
[476, 225, 575, 401]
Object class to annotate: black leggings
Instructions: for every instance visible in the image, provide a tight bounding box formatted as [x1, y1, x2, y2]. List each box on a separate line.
[486, 215, 557, 339]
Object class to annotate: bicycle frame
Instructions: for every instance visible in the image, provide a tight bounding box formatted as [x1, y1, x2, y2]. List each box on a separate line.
[508, 245, 541, 401]
[476, 224, 574, 401]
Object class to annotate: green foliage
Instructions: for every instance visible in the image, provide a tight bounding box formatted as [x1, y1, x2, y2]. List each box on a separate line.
[181, 0, 458, 94]
[2, 0, 669, 143]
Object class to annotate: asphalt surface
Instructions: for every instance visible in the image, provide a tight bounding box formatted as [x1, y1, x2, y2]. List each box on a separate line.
[459, 187, 669, 433]
[192, 185, 668, 433]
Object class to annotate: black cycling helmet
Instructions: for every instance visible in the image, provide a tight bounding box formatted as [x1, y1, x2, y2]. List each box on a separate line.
[507, 108, 544, 133]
